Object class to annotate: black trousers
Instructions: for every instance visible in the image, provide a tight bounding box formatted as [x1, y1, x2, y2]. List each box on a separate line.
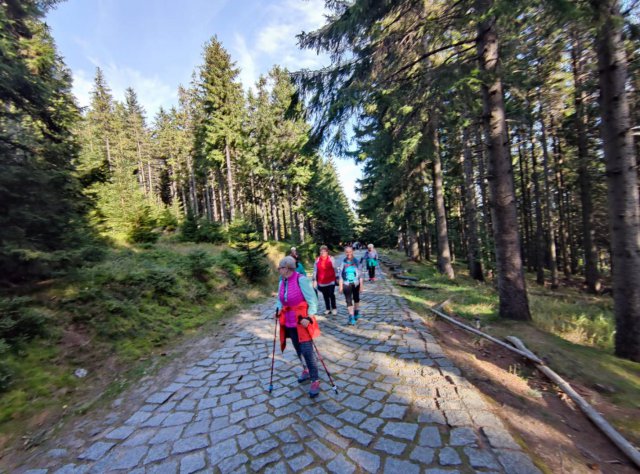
[318, 284, 336, 311]
[367, 264, 376, 279]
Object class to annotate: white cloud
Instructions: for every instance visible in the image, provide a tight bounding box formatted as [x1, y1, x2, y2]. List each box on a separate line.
[234, 33, 258, 93]
[73, 61, 176, 119]
[232, 0, 330, 90]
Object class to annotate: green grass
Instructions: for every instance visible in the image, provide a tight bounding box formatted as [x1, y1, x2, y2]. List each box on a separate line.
[385, 249, 640, 418]
[0, 238, 284, 444]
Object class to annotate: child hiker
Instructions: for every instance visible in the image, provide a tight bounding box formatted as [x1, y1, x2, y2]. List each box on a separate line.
[276, 256, 322, 398]
[338, 244, 364, 325]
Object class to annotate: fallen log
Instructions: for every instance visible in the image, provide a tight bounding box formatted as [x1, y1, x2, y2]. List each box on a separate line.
[398, 282, 434, 289]
[506, 336, 640, 470]
[428, 302, 640, 470]
[393, 274, 419, 281]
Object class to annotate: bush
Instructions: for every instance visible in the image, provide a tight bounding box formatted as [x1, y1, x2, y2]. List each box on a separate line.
[230, 221, 269, 282]
[215, 250, 243, 283]
[180, 210, 198, 242]
[0, 339, 12, 392]
[158, 208, 179, 232]
[0, 297, 48, 345]
[128, 207, 159, 244]
[185, 250, 216, 282]
[196, 219, 225, 244]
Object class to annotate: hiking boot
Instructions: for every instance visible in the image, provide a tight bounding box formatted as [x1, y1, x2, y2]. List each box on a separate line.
[331, 309, 337, 315]
[354, 310, 360, 321]
[309, 380, 320, 398]
[348, 316, 356, 325]
[298, 369, 310, 383]
[324, 309, 331, 315]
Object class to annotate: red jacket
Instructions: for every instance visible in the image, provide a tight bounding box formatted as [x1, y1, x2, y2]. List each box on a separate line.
[279, 301, 320, 351]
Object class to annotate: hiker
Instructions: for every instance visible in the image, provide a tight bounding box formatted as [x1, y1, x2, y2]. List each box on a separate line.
[338, 245, 364, 325]
[275, 256, 321, 398]
[363, 243, 379, 281]
[290, 247, 306, 275]
[312, 245, 338, 315]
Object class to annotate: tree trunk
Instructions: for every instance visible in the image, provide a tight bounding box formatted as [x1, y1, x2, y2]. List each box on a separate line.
[430, 116, 455, 278]
[530, 126, 545, 285]
[475, 121, 494, 269]
[462, 126, 484, 281]
[476, 0, 531, 320]
[296, 185, 305, 241]
[539, 113, 559, 289]
[516, 134, 532, 270]
[572, 36, 601, 292]
[269, 176, 279, 241]
[595, 0, 640, 361]
[225, 142, 235, 221]
[552, 121, 572, 279]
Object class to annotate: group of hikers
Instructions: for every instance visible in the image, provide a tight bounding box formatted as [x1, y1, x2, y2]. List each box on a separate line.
[274, 243, 379, 398]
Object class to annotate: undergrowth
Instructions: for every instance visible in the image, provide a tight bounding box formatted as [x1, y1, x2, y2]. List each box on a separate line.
[0, 239, 281, 443]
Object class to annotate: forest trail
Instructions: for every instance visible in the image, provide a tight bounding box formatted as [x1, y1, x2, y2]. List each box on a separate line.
[15, 256, 541, 474]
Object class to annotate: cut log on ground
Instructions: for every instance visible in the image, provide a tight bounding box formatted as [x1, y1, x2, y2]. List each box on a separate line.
[398, 282, 434, 289]
[393, 274, 419, 281]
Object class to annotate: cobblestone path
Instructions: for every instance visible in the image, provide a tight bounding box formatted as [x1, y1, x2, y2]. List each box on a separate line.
[18, 255, 541, 474]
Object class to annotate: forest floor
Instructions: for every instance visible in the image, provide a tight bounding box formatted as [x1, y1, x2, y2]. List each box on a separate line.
[386, 250, 640, 474]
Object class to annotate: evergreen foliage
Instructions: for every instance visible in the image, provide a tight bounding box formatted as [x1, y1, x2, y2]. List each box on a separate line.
[0, 1, 96, 284]
[230, 221, 269, 282]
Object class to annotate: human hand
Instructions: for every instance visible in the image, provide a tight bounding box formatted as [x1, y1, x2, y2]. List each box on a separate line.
[313, 281, 317, 289]
[339, 285, 343, 294]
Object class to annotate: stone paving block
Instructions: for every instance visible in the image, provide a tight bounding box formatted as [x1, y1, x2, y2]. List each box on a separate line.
[172, 435, 209, 454]
[77, 441, 115, 461]
[419, 426, 442, 447]
[183, 419, 210, 437]
[384, 458, 420, 474]
[211, 425, 244, 443]
[210, 415, 231, 430]
[54, 465, 87, 474]
[482, 426, 521, 450]
[463, 447, 500, 470]
[444, 410, 473, 427]
[122, 428, 157, 447]
[327, 454, 356, 474]
[145, 391, 173, 404]
[439, 447, 462, 465]
[497, 450, 542, 474]
[24, 470, 48, 474]
[342, 395, 368, 410]
[113, 445, 150, 469]
[265, 417, 295, 433]
[288, 453, 314, 471]
[143, 443, 172, 464]
[105, 426, 135, 440]
[217, 453, 248, 474]
[142, 413, 170, 428]
[264, 461, 287, 474]
[276, 429, 297, 444]
[337, 410, 367, 425]
[363, 401, 383, 415]
[383, 421, 418, 440]
[237, 431, 258, 449]
[162, 412, 194, 427]
[124, 410, 152, 426]
[150, 425, 184, 444]
[282, 442, 304, 457]
[346, 447, 380, 473]
[317, 413, 343, 429]
[359, 417, 384, 434]
[449, 427, 478, 446]
[338, 425, 373, 446]
[247, 404, 269, 417]
[198, 397, 218, 410]
[156, 401, 178, 413]
[410, 446, 435, 464]
[210, 405, 230, 418]
[230, 409, 248, 424]
[471, 410, 505, 429]
[248, 438, 279, 457]
[208, 438, 239, 463]
[245, 413, 275, 429]
[362, 388, 386, 401]
[146, 460, 178, 474]
[180, 451, 206, 474]
[47, 448, 69, 458]
[373, 437, 406, 455]
[306, 439, 337, 461]
[251, 451, 280, 471]
[418, 410, 447, 425]
[380, 403, 408, 420]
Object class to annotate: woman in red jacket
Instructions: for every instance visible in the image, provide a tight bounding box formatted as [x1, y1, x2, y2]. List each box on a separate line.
[312, 245, 338, 315]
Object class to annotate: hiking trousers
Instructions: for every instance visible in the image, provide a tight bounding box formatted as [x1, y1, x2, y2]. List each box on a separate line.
[284, 326, 319, 381]
[318, 284, 336, 311]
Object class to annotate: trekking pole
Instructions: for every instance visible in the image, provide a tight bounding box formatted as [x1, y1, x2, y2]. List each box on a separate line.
[302, 324, 339, 394]
[268, 309, 278, 394]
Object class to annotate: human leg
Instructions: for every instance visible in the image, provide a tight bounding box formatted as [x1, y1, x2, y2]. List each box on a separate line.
[343, 284, 356, 324]
[319, 285, 332, 314]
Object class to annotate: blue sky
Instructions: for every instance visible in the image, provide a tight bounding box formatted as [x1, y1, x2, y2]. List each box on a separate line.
[45, 0, 362, 206]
